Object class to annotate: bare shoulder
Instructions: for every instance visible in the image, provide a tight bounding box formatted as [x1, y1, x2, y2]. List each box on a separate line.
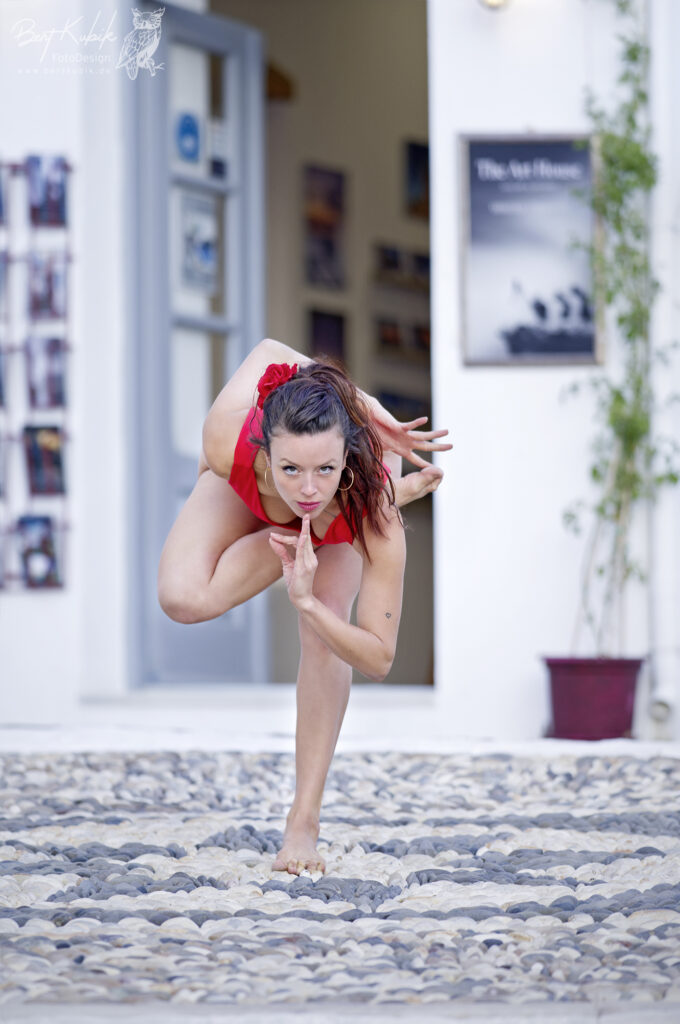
[201, 405, 253, 479]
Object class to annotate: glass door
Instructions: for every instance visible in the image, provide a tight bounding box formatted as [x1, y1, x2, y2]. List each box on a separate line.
[130, 2, 267, 684]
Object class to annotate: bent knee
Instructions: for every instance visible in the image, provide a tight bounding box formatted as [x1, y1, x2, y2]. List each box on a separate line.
[157, 577, 223, 624]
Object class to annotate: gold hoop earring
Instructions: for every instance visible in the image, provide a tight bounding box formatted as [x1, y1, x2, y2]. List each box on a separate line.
[338, 467, 354, 492]
[264, 464, 273, 490]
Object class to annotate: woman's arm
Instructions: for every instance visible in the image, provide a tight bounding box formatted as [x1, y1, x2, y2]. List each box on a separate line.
[203, 336, 451, 475]
[269, 510, 406, 681]
[202, 339, 310, 476]
[206, 338, 312, 420]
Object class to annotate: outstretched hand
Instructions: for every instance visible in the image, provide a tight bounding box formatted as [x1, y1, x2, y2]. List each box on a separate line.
[269, 515, 318, 609]
[371, 407, 453, 469]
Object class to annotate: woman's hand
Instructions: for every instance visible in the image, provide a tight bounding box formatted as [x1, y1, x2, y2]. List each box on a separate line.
[269, 515, 318, 610]
[368, 403, 453, 469]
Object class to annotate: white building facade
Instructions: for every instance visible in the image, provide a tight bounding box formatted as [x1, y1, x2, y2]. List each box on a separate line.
[0, 0, 678, 741]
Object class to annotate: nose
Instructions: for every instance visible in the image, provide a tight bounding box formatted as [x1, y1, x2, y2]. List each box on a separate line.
[300, 474, 318, 497]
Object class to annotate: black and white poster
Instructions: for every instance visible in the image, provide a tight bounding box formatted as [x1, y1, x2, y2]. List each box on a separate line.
[26, 156, 68, 228]
[461, 136, 598, 365]
[16, 515, 61, 588]
[28, 252, 67, 320]
[25, 336, 67, 409]
[181, 192, 219, 292]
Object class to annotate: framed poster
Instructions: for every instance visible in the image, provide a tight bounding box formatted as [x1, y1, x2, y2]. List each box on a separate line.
[23, 425, 66, 495]
[308, 308, 346, 366]
[180, 191, 219, 292]
[16, 515, 61, 588]
[26, 156, 68, 227]
[405, 141, 429, 219]
[28, 252, 67, 320]
[459, 135, 600, 366]
[25, 336, 67, 409]
[303, 165, 345, 288]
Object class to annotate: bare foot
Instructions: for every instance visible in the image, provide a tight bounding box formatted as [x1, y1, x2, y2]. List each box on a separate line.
[272, 812, 325, 875]
[395, 465, 443, 507]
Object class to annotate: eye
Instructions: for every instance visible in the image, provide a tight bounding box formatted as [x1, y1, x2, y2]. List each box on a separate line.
[282, 466, 298, 475]
[319, 466, 335, 475]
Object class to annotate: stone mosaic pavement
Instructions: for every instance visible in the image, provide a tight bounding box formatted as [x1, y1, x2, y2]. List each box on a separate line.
[1, 749, 680, 1012]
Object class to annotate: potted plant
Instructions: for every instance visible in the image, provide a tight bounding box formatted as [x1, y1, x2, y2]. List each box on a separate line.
[544, 0, 680, 739]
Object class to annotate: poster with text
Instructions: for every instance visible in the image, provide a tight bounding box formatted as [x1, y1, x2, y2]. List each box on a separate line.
[461, 136, 597, 365]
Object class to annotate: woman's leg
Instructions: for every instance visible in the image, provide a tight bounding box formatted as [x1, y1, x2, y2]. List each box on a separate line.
[272, 542, 364, 875]
[157, 466, 289, 623]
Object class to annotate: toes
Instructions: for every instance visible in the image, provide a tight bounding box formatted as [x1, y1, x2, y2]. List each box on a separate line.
[272, 852, 325, 874]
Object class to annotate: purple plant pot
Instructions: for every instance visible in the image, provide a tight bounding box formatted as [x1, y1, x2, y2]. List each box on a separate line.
[543, 656, 644, 740]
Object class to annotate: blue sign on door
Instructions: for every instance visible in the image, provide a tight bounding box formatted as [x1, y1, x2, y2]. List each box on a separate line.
[176, 113, 200, 163]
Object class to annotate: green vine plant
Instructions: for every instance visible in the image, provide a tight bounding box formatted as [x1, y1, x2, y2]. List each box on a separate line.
[561, 0, 680, 656]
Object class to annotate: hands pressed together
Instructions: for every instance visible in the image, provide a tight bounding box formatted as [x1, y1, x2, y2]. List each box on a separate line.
[269, 515, 318, 610]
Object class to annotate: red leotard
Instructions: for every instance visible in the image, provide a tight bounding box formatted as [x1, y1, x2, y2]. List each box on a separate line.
[228, 407, 362, 546]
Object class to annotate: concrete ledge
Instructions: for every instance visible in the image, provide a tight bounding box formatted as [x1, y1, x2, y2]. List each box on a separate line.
[2, 998, 680, 1023]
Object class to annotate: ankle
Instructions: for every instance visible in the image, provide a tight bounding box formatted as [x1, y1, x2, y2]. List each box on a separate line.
[286, 804, 320, 829]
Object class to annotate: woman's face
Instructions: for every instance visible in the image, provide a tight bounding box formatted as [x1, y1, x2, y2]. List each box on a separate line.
[268, 427, 346, 519]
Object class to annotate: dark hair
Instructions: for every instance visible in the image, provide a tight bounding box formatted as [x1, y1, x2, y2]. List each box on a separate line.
[250, 359, 398, 558]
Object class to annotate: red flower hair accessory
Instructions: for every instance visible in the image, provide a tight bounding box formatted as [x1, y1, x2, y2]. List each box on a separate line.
[256, 362, 298, 409]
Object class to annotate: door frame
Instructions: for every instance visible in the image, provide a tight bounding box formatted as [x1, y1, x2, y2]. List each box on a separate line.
[123, 0, 268, 687]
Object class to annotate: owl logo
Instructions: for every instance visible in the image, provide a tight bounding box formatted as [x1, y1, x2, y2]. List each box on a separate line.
[116, 7, 165, 80]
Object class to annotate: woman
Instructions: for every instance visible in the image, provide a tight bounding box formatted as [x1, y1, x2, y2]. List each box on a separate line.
[158, 337, 451, 876]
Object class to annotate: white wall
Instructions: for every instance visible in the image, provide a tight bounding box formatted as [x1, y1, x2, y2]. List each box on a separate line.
[0, 0, 206, 719]
[648, 0, 680, 727]
[0, 0, 86, 720]
[428, 0, 680, 738]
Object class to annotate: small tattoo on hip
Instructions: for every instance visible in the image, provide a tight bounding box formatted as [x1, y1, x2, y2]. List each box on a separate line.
[385, 612, 392, 619]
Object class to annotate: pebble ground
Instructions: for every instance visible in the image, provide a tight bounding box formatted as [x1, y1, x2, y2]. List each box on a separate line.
[1, 749, 679, 1012]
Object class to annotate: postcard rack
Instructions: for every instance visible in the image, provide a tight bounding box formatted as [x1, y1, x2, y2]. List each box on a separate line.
[0, 156, 73, 591]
